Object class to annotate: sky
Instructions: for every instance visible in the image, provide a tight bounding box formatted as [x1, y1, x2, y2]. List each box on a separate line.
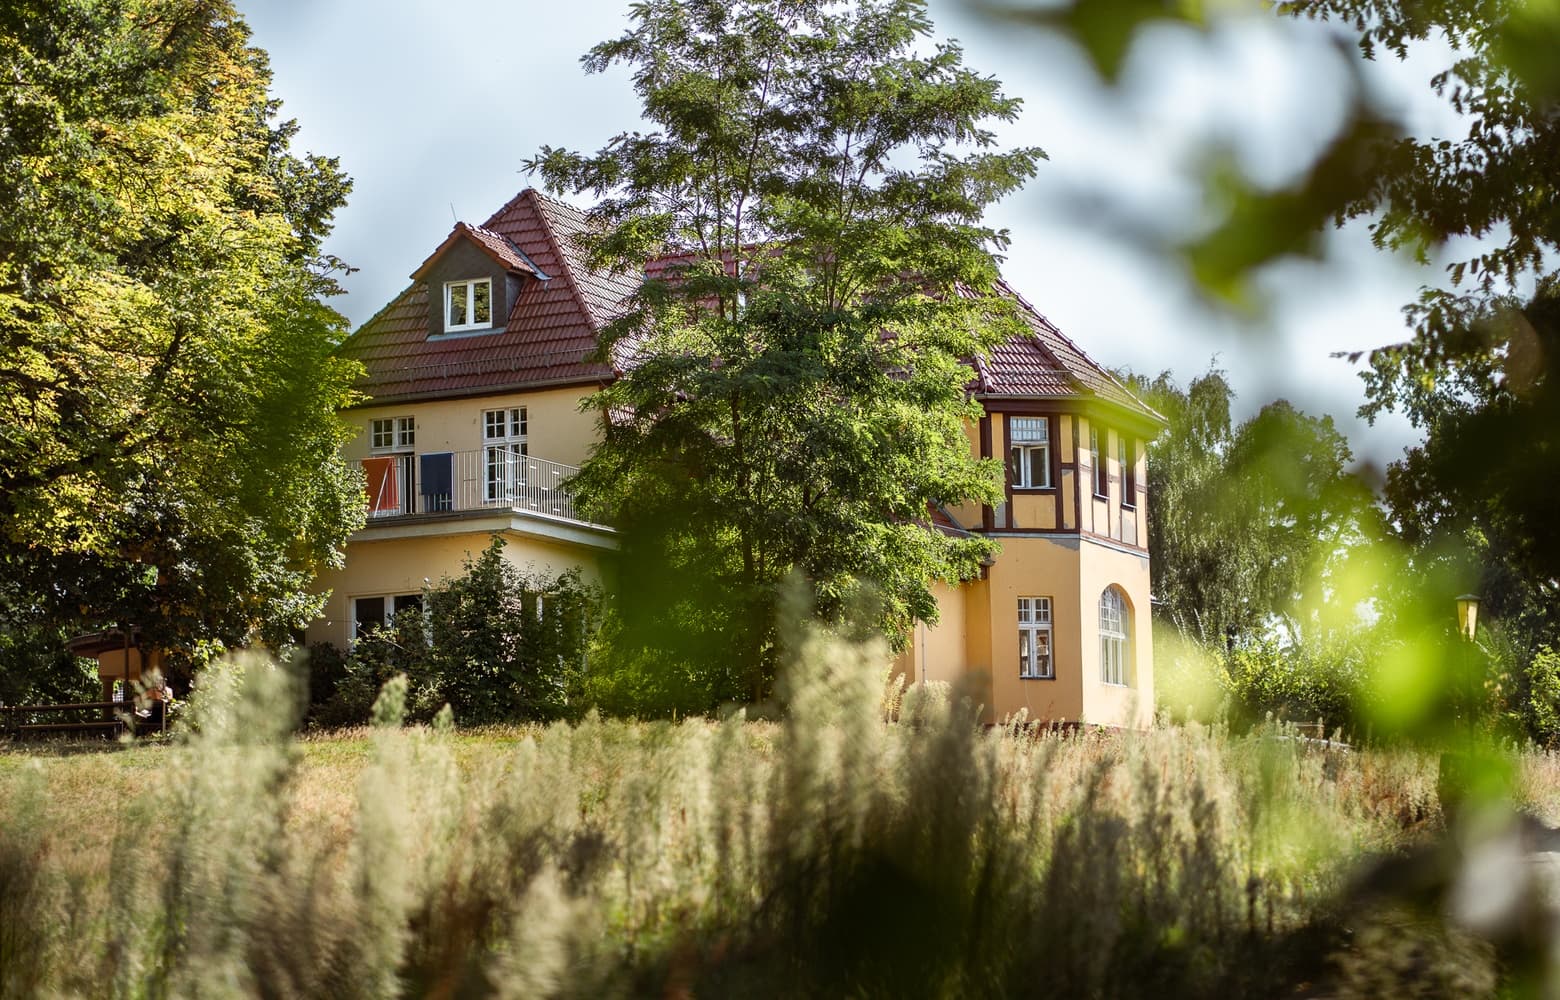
[235, 0, 1464, 470]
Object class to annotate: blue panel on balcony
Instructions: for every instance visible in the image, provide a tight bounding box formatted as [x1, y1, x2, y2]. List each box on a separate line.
[420, 452, 454, 512]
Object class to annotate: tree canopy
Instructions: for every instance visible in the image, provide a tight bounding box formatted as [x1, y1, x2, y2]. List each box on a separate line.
[0, 0, 363, 690]
[1136, 368, 1377, 648]
[528, 0, 1042, 706]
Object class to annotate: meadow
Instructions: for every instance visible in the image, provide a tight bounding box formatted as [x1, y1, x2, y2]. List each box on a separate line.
[2, 638, 1557, 998]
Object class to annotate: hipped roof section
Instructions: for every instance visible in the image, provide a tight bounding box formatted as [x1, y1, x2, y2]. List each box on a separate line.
[969, 280, 1164, 425]
[339, 188, 1161, 424]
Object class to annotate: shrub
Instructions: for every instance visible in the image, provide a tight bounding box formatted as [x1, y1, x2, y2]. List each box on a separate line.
[308, 536, 601, 727]
[1156, 628, 1366, 735]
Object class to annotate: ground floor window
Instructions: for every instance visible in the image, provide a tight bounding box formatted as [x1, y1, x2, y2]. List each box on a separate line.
[351, 593, 423, 640]
[1099, 586, 1129, 685]
[1018, 596, 1053, 679]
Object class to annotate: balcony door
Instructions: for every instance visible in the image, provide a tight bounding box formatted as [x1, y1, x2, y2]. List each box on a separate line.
[483, 407, 528, 503]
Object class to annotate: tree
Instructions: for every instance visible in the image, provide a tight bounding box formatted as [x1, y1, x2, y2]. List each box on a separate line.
[1364, 279, 1560, 661]
[1137, 367, 1376, 647]
[0, 0, 363, 678]
[992, 0, 1560, 583]
[528, 0, 1042, 705]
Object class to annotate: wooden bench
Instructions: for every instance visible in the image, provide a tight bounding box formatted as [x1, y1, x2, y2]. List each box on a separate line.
[0, 701, 145, 741]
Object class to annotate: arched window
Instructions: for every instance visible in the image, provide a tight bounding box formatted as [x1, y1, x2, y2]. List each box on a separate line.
[1099, 587, 1129, 686]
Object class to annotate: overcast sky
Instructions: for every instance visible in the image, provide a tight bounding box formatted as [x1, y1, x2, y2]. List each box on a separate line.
[237, 0, 1463, 470]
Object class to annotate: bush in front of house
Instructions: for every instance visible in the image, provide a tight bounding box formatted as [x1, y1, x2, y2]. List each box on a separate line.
[307, 537, 601, 727]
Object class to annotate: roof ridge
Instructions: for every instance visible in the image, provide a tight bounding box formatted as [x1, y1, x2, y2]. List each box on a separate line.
[480, 188, 535, 229]
[524, 188, 608, 332]
[525, 186, 590, 218]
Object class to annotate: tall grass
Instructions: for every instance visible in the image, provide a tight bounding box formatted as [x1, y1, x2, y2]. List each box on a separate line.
[0, 637, 1548, 997]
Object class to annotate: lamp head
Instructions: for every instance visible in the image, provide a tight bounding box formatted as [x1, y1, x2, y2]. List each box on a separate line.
[1455, 594, 1480, 641]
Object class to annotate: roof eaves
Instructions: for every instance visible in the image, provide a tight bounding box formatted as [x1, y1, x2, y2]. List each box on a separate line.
[343, 371, 614, 410]
[998, 277, 1163, 422]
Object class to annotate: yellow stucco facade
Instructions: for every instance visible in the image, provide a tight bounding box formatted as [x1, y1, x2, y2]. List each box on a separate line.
[343, 385, 600, 469]
[893, 405, 1158, 729]
[304, 383, 615, 649]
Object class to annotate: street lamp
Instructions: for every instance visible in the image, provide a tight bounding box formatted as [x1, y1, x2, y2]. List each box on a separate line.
[1455, 594, 1480, 641]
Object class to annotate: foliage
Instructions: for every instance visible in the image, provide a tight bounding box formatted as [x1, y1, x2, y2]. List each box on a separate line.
[15, 630, 1560, 996]
[991, 0, 1560, 678]
[1364, 279, 1560, 662]
[527, 0, 1041, 703]
[1484, 629, 1560, 748]
[0, 586, 95, 708]
[0, 0, 363, 670]
[1134, 366, 1377, 647]
[310, 537, 601, 727]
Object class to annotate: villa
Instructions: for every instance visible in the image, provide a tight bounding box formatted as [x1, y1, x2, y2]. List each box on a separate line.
[305, 188, 1164, 726]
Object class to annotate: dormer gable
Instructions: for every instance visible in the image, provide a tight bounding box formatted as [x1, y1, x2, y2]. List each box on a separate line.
[411, 222, 551, 338]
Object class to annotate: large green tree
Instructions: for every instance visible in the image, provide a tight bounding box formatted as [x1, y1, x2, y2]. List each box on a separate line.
[1137, 368, 1376, 648]
[0, 0, 363, 689]
[529, 0, 1041, 706]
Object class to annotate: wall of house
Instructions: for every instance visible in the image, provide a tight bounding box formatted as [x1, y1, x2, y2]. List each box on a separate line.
[306, 526, 609, 649]
[892, 535, 1154, 728]
[960, 576, 995, 717]
[892, 581, 969, 691]
[347, 385, 600, 469]
[978, 535, 1085, 725]
[1072, 415, 1149, 552]
[1077, 537, 1154, 728]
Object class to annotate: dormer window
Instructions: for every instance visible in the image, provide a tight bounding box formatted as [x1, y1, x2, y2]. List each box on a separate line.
[445, 278, 492, 331]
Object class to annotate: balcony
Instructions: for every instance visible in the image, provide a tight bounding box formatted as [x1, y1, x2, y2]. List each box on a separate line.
[362, 449, 581, 523]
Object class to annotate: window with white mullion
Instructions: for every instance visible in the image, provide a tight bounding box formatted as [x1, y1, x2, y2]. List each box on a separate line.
[445, 278, 493, 331]
[1018, 596, 1054, 679]
[1009, 417, 1051, 489]
[483, 407, 528, 502]
[1099, 587, 1129, 686]
[350, 593, 424, 642]
[370, 415, 415, 452]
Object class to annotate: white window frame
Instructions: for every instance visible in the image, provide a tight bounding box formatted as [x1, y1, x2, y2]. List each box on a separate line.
[1009, 417, 1051, 489]
[482, 407, 529, 502]
[445, 278, 493, 332]
[1091, 426, 1108, 498]
[1018, 597, 1054, 679]
[1099, 587, 1129, 686]
[350, 593, 423, 641]
[370, 416, 415, 452]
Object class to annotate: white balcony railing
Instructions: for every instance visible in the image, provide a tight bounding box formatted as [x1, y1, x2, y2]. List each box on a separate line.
[362, 449, 580, 523]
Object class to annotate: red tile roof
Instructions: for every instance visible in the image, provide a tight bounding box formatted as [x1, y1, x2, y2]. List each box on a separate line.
[339, 189, 634, 404]
[971, 280, 1162, 422]
[341, 189, 1159, 425]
